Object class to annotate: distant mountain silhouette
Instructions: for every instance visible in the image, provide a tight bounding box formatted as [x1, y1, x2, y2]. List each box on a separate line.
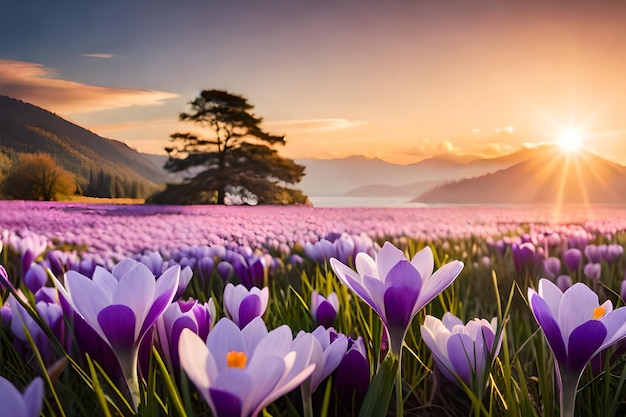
[0, 95, 168, 198]
[296, 149, 533, 198]
[415, 145, 626, 204]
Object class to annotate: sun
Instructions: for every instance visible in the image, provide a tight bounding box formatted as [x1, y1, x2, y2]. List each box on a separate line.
[558, 128, 584, 153]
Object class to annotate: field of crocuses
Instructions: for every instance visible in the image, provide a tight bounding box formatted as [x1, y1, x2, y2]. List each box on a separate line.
[3, 200, 626, 417]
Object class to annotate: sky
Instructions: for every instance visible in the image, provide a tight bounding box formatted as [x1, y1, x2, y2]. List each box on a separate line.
[2, 0, 626, 164]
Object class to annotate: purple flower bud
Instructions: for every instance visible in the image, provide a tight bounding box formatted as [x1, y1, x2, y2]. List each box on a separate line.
[543, 257, 561, 279]
[606, 244, 624, 264]
[583, 263, 602, 281]
[223, 283, 269, 329]
[333, 335, 370, 413]
[585, 245, 603, 264]
[512, 242, 538, 274]
[197, 256, 215, 284]
[24, 263, 48, 293]
[216, 261, 233, 281]
[621, 280, 626, 301]
[311, 291, 339, 328]
[563, 248, 582, 271]
[556, 275, 573, 292]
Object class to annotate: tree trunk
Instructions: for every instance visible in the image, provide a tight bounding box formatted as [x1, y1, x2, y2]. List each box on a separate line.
[217, 188, 225, 205]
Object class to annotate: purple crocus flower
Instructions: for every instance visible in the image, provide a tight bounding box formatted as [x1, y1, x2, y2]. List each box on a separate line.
[512, 241, 539, 275]
[621, 279, 626, 301]
[556, 275, 573, 292]
[24, 263, 48, 293]
[54, 258, 180, 409]
[543, 257, 561, 279]
[333, 333, 369, 413]
[223, 283, 269, 329]
[330, 242, 464, 355]
[584, 244, 603, 264]
[420, 313, 502, 392]
[528, 279, 626, 417]
[606, 244, 624, 264]
[178, 317, 316, 417]
[563, 248, 582, 272]
[0, 376, 43, 417]
[5, 290, 65, 366]
[294, 326, 348, 393]
[311, 291, 339, 328]
[156, 298, 216, 372]
[583, 263, 601, 281]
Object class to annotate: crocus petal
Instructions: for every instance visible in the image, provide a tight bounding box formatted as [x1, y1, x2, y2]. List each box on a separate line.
[415, 261, 464, 314]
[254, 325, 293, 360]
[354, 252, 378, 278]
[442, 312, 464, 331]
[558, 283, 599, 344]
[447, 333, 475, 386]
[111, 258, 139, 280]
[98, 304, 137, 356]
[209, 388, 242, 417]
[410, 246, 434, 281]
[241, 317, 269, 353]
[330, 259, 378, 310]
[62, 271, 110, 336]
[529, 289, 567, 365]
[23, 377, 44, 417]
[252, 363, 316, 417]
[212, 369, 253, 413]
[91, 267, 118, 301]
[139, 266, 180, 337]
[319, 336, 349, 385]
[537, 278, 564, 319]
[238, 294, 261, 328]
[376, 242, 408, 282]
[179, 329, 214, 392]
[0, 377, 28, 417]
[169, 316, 198, 368]
[315, 301, 338, 328]
[566, 320, 606, 372]
[208, 319, 246, 369]
[600, 307, 626, 348]
[114, 266, 156, 340]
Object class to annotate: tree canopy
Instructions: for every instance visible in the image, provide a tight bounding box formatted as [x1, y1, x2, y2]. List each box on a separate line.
[1, 153, 76, 201]
[148, 90, 308, 205]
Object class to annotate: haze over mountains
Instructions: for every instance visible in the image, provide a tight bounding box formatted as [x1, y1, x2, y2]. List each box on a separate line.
[3, 94, 626, 205]
[296, 147, 541, 198]
[416, 146, 626, 204]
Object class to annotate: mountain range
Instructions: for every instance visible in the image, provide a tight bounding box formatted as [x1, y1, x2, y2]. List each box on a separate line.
[415, 146, 626, 204]
[2, 94, 625, 205]
[0, 95, 167, 198]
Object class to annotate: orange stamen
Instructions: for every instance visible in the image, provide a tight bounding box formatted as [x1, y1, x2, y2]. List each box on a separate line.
[226, 351, 247, 369]
[593, 306, 606, 320]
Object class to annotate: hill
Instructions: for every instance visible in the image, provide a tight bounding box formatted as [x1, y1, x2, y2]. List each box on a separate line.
[415, 145, 626, 204]
[296, 149, 533, 198]
[0, 95, 168, 198]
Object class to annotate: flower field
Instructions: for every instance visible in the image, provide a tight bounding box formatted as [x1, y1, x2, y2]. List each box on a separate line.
[2, 200, 626, 416]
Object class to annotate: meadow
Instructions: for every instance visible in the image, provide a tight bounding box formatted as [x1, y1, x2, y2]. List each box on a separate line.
[2, 200, 626, 417]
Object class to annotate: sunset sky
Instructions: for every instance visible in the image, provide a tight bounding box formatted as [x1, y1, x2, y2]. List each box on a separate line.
[2, 0, 626, 164]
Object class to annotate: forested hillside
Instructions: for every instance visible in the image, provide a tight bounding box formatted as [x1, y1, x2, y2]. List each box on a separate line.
[0, 95, 168, 198]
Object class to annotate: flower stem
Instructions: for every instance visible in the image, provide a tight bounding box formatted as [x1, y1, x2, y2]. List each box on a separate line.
[301, 380, 313, 417]
[395, 352, 403, 417]
[559, 370, 581, 417]
[118, 350, 141, 411]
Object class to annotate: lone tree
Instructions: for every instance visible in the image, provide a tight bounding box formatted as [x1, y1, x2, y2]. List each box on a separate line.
[149, 90, 308, 205]
[1, 153, 76, 201]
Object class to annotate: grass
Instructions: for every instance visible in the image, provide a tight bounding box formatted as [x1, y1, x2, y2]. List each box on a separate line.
[2, 228, 626, 416]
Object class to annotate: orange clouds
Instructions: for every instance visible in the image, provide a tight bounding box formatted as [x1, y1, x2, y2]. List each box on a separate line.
[265, 118, 369, 132]
[0, 59, 178, 114]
